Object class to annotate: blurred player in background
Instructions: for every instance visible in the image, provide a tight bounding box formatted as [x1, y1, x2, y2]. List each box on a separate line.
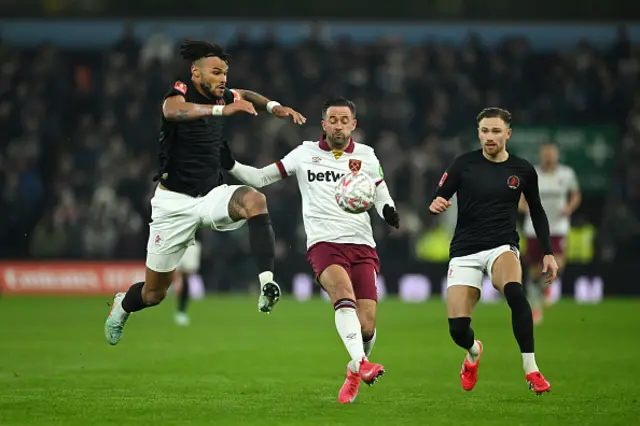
[174, 235, 202, 326]
[430, 108, 557, 395]
[519, 143, 581, 325]
[221, 97, 400, 404]
[105, 40, 306, 346]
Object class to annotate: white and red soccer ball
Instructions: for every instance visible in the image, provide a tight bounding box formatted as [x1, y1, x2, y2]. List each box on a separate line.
[335, 171, 376, 214]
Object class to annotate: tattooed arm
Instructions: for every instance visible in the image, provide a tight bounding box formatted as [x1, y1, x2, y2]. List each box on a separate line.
[162, 95, 215, 121]
[231, 89, 271, 111]
[232, 89, 306, 124]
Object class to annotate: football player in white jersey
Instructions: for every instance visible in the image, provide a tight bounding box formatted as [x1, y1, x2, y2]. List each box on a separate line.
[221, 97, 400, 404]
[519, 143, 581, 324]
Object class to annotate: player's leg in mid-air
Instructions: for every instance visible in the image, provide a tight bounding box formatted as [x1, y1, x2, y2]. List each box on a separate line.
[105, 184, 279, 345]
[105, 184, 199, 345]
[489, 247, 551, 394]
[106, 266, 177, 345]
[222, 185, 280, 312]
[446, 255, 484, 391]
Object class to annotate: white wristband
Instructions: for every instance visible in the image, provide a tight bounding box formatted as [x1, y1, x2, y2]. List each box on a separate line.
[212, 105, 225, 116]
[266, 101, 281, 114]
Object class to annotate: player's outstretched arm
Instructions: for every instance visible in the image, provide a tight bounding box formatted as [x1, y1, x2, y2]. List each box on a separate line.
[231, 89, 306, 125]
[163, 95, 257, 121]
[221, 141, 285, 188]
[229, 161, 283, 188]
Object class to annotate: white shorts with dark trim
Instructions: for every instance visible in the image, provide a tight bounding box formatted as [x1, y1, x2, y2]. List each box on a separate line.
[146, 185, 245, 273]
[446, 244, 520, 291]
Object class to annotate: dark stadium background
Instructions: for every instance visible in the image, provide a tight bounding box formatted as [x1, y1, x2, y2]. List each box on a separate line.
[1, 12, 638, 299]
[1, 3, 639, 426]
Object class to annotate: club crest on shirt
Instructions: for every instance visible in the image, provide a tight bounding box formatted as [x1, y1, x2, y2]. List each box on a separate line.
[507, 175, 520, 189]
[217, 99, 225, 105]
[349, 159, 362, 173]
[312, 156, 322, 163]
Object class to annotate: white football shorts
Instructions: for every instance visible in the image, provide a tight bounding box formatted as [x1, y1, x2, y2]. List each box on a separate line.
[447, 244, 520, 291]
[146, 184, 246, 273]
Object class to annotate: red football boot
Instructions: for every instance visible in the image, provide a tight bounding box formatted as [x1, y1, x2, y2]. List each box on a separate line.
[359, 357, 385, 386]
[460, 340, 483, 391]
[338, 365, 361, 404]
[526, 371, 551, 395]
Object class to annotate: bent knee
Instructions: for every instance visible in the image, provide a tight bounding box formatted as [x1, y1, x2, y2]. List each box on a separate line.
[242, 189, 268, 215]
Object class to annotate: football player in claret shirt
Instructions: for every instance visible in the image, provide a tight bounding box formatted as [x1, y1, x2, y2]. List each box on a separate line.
[222, 97, 400, 404]
[519, 142, 581, 325]
[430, 107, 557, 395]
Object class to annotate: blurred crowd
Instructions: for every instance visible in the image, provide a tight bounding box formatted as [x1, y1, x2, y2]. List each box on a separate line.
[1, 24, 639, 277]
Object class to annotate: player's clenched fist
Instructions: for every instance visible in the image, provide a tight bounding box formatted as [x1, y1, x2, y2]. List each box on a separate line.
[223, 100, 257, 116]
[429, 196, 452, 214]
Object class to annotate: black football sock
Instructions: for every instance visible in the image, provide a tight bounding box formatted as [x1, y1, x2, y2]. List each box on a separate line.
[448, 317, 481, 362]
[503, 282, 535, 353]
[121, 282, 147, 313]
[247, 213, 275, 274]
[448, 317, 475, 350]
[177, 273, 190, 314]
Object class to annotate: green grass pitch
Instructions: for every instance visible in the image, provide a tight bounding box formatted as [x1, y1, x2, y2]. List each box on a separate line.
[0, 296, 638, 425]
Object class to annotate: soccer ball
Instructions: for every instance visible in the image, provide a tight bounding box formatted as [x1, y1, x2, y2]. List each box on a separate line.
[335, 171, 376, 214]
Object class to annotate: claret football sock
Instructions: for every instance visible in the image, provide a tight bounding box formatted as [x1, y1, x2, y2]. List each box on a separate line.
[334, 298, 366, 372]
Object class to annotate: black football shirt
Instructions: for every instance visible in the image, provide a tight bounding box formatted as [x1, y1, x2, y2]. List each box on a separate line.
[433, 149, 552, 259]
[154, 77, 236, 197]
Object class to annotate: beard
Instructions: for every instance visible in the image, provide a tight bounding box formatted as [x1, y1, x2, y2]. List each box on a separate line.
[196, 79, 219, 98]
[327, 133, 348, 149]
[202, 81, 217, 97]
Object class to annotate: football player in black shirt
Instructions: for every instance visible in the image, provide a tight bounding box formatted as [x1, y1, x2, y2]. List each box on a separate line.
[105, 41, 306, 346]
[429, 108, 558, 395]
